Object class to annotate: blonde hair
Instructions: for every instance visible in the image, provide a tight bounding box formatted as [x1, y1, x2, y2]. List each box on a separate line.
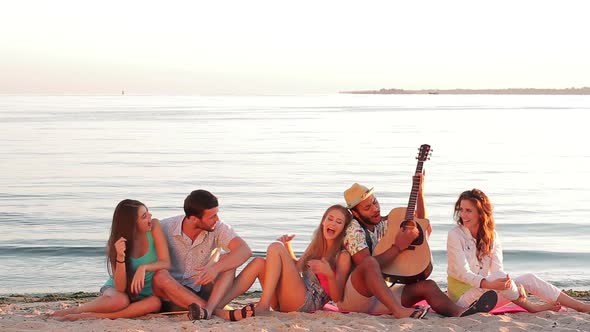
[453, 189, 495, 262]
[299, 204, 352, 270]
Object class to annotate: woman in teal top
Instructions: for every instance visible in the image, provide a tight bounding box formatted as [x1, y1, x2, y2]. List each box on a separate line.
[51, 199, 171, 320]
[102, 231, 158, 299]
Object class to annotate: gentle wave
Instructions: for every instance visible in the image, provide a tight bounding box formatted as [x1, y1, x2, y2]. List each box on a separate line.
[2, 94, 590, 294]
[4, 245, 584, 262]
[254, 249, 590, 263]
[0, 246, 106, 257]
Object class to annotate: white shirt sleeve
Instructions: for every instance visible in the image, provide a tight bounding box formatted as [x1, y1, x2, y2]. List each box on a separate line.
[447, 228, 484, 288]
[489, 231, 504, 273]
[215, 221, 238, 251]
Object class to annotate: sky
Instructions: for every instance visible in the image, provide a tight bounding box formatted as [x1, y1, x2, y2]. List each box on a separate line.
[1, 0, 589, 95]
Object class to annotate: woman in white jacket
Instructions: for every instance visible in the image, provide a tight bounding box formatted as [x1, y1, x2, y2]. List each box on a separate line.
[446, 189, 590, 313]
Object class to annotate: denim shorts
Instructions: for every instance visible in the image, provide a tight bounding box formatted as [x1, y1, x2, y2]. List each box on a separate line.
[298, 271, 330, 312]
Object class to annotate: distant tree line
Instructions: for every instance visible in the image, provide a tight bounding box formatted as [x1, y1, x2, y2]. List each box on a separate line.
[341, 87, 590, 95]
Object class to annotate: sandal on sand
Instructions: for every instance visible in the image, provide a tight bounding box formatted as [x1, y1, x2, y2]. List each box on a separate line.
[228, 303, 256, 321]
[410, 305, 430, 319]
[460, 290, 498, 317]
[188, 303, 210, 321]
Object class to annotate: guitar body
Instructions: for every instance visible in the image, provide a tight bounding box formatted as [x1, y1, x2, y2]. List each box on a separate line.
[373, 207, 433, 284]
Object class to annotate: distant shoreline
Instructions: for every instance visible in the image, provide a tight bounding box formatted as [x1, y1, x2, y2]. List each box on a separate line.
[341, 87, 590, 95]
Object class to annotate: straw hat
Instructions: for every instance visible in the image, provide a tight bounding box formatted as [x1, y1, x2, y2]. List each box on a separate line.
[344, 183, 374, 209]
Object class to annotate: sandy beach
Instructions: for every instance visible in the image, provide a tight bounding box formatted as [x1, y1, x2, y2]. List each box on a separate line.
[1, 291, 589, 332]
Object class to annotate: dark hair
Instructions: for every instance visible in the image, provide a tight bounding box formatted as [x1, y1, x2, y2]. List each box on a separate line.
[453, 189, 495, 262]
[184, 189, 219, 218]
[106, 199, 146, 296]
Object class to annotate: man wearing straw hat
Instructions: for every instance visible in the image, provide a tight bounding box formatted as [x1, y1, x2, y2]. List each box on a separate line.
[338, 178, 498, 317]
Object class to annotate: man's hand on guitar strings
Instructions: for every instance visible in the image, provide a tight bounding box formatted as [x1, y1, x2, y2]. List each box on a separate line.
[394, 227, 419, 251]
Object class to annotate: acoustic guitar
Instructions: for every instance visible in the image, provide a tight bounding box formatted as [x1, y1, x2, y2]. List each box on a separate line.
[373, 144, 433, 284]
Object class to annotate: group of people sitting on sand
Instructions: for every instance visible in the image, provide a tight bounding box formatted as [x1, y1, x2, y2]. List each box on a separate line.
[51, 175, 590, 322]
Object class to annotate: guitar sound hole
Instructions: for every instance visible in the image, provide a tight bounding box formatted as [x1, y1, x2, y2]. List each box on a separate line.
[400, 221, 424, 246]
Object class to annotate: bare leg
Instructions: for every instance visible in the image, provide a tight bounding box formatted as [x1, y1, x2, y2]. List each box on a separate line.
[246, 258, 278, 310]
[513, 297, 561, 313]
[349, 257, 415, 318]
[152, 270, 206, 308]
[203, 268, 236, 315]
[401, 279, 465, 317]
[212, 258, 264, 322]
[217, 257, 266, 308]
[257, 242, 306, 313]
[61, 296, 161, 320]
[51, 288, 129, 317]
[514, 273, 589, 312]
[557, 292, 590, 312]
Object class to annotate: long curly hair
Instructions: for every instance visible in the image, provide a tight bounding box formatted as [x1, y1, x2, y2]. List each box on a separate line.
[453, 189, 495, 262]
[299, 204, 353, 270]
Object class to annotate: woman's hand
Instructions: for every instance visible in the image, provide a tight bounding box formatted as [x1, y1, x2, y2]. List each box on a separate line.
[114, 237, 127, 261]
[131, 265, 146, 294]
[277, 234, 295, 244]
[517, 283, 528, 301]
[277, 234, 297, 261]
[483, 275, 512, 290]
[307, 258, 332, 276]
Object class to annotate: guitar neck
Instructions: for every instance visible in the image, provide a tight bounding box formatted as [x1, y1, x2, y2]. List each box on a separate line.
[404, 161, 424, 221]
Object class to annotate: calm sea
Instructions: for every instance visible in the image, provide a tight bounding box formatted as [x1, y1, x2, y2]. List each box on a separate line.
[1, 94, 589, 295]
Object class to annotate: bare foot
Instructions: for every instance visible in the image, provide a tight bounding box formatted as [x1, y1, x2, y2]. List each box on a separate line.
[532, 302, 561, 313]
[254, 303, 271, 316]
[49, 307, 78, 318]
[60, 313, 97, 321]
[517, 300, 561, 313]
